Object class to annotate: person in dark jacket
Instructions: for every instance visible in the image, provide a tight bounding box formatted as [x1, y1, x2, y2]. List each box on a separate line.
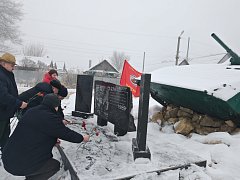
[17, 79, 62, 118]
[56, 85, 70, 144]
[57, 85, 69, 124]
[2, 93, 90, 179]
[0, 52, 28, 149]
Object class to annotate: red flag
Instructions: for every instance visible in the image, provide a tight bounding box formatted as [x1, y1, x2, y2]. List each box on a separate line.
[120, 60, 142, 97]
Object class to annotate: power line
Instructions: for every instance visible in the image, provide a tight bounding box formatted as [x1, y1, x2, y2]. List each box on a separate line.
[22, 39, 144, 57]
[22, 35, 177, 59]
[23, 34, 145, 54]
[24, 18, 177, 39]
[44, 42, 143, 56]
[190, 53, 226, 60]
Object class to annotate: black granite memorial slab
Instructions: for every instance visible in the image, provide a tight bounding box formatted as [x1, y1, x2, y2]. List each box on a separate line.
[94, 80, 131, 136]
[72, 74, 94, 118]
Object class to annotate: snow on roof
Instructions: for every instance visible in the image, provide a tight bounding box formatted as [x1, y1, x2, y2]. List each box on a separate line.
[88, 69, 119, 74]
[55, 61, 65, 70]
[15, 55, 53, 65]
[88, 60, 119, 73]
[151, 61, 240, 101]
[15, 55, 66, 70]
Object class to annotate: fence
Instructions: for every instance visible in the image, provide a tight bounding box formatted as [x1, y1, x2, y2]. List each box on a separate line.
[14, 69, 120, 88]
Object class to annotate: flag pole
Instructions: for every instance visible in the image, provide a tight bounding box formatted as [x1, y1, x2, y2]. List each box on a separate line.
[142, 52, 145, 72]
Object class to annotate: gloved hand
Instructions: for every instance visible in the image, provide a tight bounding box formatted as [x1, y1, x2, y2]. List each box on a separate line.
[83, 135, 90, 142]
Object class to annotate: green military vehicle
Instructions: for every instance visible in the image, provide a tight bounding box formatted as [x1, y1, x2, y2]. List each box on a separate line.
[150, 33, 240, 125]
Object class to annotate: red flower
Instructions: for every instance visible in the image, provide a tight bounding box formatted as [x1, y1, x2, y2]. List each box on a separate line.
[82, 121, 86, 130]
[37, 92, 44, 97]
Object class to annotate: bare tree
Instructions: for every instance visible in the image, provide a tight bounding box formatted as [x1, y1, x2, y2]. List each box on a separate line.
[37, 60, 48, 69]
[63, 62, 67, 72]
[20, 57, 37, 68]
[49, 61, 54, 68]
[110, 51, 130, 71]
[54, 62, 57, 69]
[0, 0, 23, 51]
[22, 43, 46, 57]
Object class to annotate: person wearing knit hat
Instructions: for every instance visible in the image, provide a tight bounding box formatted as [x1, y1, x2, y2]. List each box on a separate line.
[42, 94, 60, 110]
[0, 52, 28, 150]
[58, 85, 68, 98]
[18, 80, 62, 118]
[2, 93, 89, 180]
[56, 85, 70, 125]
[50, 79, 62, 94]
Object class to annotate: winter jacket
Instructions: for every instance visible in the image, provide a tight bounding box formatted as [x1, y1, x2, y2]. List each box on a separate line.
[2, 104, 84, 176]
[57, 102, 64, 119]
[0, 65, 22, 120]
[18, 82, 53, 115]
[42, 72, 54, 84]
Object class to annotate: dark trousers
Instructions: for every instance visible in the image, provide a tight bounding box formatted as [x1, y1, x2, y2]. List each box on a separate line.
[0, 119, 10, 150]
[25, 158, 60, 180]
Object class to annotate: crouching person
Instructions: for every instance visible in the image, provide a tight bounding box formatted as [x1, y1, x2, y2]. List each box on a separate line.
[2, 94, 89, 180]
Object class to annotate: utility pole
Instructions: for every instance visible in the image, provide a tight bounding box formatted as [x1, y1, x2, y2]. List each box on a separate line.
[175, 31, 184, 65]
[89, 59, 92, 68]
[186, 37, 190, 62]
[142, 52, 145, 72]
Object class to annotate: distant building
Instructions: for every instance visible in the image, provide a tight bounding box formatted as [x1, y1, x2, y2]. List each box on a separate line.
[13, 55, 68, 86]
[55, 61, 67, 74]
[84, 60, 120, 78]
[15, 55, 67, 73]
[84, 60, 120, 85]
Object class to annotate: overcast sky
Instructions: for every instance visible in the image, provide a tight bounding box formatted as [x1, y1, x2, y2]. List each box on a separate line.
[19, 0, 240, 71]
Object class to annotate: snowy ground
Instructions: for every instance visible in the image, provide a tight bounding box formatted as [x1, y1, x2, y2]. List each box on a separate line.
[1, 91, 240, 180]
[59, 115, 206, 180]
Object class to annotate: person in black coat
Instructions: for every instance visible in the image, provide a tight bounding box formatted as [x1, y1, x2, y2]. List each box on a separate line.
[57, 85, 70, 125]
[0, 53, 28, 149]
[56, 84, 68, 118]
[2, 93, 90, 179]
[17, 79, 62, 118]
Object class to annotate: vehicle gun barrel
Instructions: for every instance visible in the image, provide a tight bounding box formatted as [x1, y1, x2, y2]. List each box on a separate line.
[211, 33, 232, 53]
[211, 33, 240, 65]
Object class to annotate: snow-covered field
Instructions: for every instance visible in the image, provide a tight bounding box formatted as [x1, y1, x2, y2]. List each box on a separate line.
[1, 89, 240, 179]
[62, 94, 240, 180]
[46, 93, 240, 179]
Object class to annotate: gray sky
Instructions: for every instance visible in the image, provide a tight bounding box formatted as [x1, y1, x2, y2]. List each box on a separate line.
[19, 0, 240, 71]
